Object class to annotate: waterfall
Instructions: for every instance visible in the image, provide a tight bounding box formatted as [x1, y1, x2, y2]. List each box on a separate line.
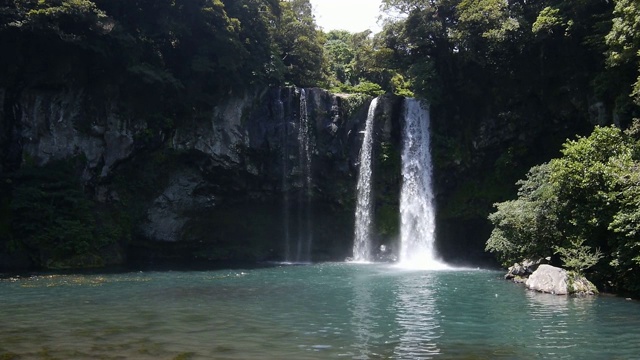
[296, 89, 313, 263]
[277, 93, 291, 261]
[352, 98, 379, 262]
[280, 88, 313, 264]
[399, 99, 445, 269]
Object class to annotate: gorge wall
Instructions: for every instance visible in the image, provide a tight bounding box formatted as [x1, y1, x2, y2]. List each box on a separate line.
[0, 85, 603, 270]
[0, 87, 407, 269]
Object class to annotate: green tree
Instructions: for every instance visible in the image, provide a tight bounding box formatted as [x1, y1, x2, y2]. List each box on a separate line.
[9, 160, 120, 269]
[454, 0, 520, 61]
[486, 163, 560, 265]
[323, 24, 414, 95]
[273, 0, 326, 87]
[554, 238, 603, 273]
[606, 0, 640, 119]
[324, 30, 355, 85]
[487, 126, 640, 295]
[14, 0, 109, 41]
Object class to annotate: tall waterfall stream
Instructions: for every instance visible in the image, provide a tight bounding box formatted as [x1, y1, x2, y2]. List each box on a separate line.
[399, 99, 446, 269]
[352, 97, 445, 268]
[352, 98, 379, 262]
[295, 89, 313, 263]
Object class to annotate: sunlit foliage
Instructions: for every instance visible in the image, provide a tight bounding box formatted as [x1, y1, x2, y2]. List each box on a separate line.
[487, 126, 640, 295]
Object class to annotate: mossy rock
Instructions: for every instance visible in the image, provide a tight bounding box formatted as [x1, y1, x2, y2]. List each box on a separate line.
[0, 352, 20, 360]
[568, 271, 599, 296]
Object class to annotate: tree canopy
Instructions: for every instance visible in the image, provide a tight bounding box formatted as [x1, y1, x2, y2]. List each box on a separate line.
[487, 126, 640, 295]
[0, 0, 328, 120]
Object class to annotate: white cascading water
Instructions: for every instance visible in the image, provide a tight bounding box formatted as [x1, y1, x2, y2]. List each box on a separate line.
[277, 93, 291, 262]
[399, 99, 446, 269]
[352, 98, 380, 262]
[296, 89, 313, 263]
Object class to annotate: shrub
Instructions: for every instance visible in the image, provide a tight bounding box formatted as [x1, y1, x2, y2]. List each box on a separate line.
[487, 126, 640, 295]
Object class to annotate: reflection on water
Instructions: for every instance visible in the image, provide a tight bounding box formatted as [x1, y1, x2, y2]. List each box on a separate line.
[1, 264, 640, 359]
[350, 271, 376, 359]
[393, 272, 441, 359]
[526, 290, 601, 358]
[527, 290, 576, 354]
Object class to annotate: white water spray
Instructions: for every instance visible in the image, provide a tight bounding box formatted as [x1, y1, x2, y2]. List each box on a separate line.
[352, 98, 379, 262]
[399, 99, 446, 269]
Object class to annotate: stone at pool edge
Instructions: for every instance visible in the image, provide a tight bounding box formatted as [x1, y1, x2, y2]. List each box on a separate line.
[526, 264, 569, 295]
[525, 264, 598, 296]
[505, 258, 548, 281]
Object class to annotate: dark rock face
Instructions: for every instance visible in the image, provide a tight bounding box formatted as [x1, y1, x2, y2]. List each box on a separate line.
[10, 89, 138, 178]
[429, 95, 595, 266]
[0, 87, 404, 269]
[505, 258, 547, 281]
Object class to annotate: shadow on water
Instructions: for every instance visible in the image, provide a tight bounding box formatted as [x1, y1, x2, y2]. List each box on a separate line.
[0, 260, 287, 280]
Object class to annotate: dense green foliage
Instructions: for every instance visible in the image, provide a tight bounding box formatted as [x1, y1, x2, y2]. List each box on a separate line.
[2, 158, 126, 268]
[487, 126, 640, 295]
[2, 0, 638, 116]
[0, 0, 327, 117]
[606, 0, 640, 108]
[379, 0, 633, 115]
[376, 0, 640, 269]
[274, 0, 327, 87]
[323, 28, 414, 96]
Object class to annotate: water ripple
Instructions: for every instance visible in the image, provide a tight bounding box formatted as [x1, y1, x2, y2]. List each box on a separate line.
[1, 264, 640, 359]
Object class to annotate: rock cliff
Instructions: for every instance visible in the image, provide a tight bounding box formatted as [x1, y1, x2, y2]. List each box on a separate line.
[0, 87, 404, 269]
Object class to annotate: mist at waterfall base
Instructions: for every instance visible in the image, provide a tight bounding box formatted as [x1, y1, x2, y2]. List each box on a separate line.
[398, 99, 447, 270]
[352, 97, 446, 269]
[3, 263, 640, 359]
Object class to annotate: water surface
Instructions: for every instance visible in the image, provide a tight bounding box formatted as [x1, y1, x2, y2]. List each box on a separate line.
[1, 263, 639, 359]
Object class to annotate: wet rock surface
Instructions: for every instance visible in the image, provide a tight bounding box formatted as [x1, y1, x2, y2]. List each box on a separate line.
[0, 87, 404, 268]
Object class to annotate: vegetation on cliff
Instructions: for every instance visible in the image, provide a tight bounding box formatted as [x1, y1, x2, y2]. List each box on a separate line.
[2, 0, 640, 278]
[0, 0, 329, 268]
[6, 157, 127, 269]
[375, 0, 640, 268]
[487, 126, 640, 296]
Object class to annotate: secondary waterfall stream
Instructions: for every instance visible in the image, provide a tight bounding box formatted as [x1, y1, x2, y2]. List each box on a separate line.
[399, 99, 444, 269]
[352, 98, 379, 262]
[277, 92, 291, 262]
[296, 89, 313, 263]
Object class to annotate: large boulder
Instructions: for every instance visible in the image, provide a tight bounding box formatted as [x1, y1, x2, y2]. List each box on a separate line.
[526, 265, 569, 295]
[525, 264, 598, 296]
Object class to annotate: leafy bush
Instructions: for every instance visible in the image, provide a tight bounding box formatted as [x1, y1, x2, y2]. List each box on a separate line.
[352, 81, 385, 96]
[554, 238, 603, 273]
[7, 159, 124, 268]
[487, 126, 640, 295]
[486, 163, 560, 265]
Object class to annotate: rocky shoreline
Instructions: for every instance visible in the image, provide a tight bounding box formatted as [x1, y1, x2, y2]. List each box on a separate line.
[505, 259, 598, 296]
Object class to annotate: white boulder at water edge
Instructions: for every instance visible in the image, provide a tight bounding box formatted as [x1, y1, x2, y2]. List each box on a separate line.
[525, 264, 598, 296]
